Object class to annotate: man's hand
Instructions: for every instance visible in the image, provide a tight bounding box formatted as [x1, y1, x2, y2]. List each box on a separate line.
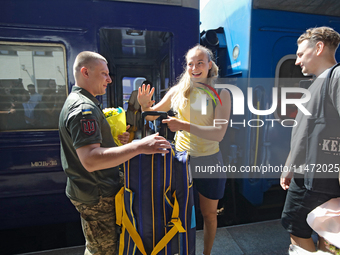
[118, 125, 131, 145]
[138, 133, 171, 154]
[280, 170, 294, 190]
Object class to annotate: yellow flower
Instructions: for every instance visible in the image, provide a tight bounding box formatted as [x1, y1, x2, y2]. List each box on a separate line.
[102, 107, 126, 146]
[103, 107, 121, 118]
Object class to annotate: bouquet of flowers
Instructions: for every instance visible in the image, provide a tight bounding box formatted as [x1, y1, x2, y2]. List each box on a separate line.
[103, 107, 126, 146]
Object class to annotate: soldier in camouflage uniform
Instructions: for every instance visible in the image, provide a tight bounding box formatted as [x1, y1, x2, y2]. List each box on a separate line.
[71, 197, 116, 254]
[59, 51, 171, 254]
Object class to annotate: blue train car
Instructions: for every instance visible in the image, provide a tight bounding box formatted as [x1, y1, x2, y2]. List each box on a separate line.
[0, 0, 199, 233]
[200, 0, 340, 205]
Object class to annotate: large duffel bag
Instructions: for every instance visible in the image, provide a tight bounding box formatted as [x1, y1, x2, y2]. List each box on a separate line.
[115, 112, 196, 255]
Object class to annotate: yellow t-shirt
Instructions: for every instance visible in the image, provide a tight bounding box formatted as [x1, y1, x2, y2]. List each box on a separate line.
[175, 87, 219, 157]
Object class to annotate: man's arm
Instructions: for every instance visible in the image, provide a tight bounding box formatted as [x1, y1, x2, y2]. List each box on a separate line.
[76, 133, 171, 172]
[280, 151, 294, 190]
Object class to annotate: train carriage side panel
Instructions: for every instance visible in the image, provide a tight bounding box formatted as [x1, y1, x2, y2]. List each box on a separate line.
[201, 0, 340, 205]
[0, 0, 199, 231]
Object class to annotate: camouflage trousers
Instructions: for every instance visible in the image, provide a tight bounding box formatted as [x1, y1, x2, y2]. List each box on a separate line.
[70, 196, 117, 255]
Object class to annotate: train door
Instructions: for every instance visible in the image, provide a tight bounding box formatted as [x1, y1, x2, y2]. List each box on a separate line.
[99, 29, 173, 109]
[237, 35, 313, 206]
[268, 37, 312, 170]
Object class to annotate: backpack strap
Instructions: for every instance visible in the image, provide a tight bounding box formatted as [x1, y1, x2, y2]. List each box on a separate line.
[116, 187, 148, 255]
[115, 187, 185, 255]
[150, 191, 186, 255]
[116, 148, 186, 255]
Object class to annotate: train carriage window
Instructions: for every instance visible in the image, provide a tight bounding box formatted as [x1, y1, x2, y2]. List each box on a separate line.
[160, 57, 170, 98]
[0, 42, 67, 132]
[275, 56, 312, 120]
[122, 77, 145, 111]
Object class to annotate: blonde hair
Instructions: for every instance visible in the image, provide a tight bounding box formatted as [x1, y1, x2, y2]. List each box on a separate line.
[171, 45, 219, 112]
[73, 51, 107, 80]
[298, 26, 340, 51]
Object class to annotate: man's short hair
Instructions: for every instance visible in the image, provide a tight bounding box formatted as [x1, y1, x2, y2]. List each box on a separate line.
[298, 26, 340, 50]
[73, 51, 107, 79]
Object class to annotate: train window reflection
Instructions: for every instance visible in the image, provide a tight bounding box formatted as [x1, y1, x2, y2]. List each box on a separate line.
[122, 77, 145, 111]
[275, 57, 312, 120]
[160, 57, 170, 98]
[0, 42, 67, 131]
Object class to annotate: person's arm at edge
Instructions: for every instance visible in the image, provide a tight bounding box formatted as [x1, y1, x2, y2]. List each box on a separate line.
[0, 109, 15, 114]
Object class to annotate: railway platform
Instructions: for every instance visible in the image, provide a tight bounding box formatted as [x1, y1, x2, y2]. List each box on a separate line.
[20, 219, 291, 255]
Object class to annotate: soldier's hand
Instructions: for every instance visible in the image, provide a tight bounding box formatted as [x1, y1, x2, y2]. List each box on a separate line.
[118, 125, 130, 145]
[138, 133, 171, 154]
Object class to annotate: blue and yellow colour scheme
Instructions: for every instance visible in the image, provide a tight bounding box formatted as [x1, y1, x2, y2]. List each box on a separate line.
[116, 145, 195, 255]
[0, 0, 199, 234]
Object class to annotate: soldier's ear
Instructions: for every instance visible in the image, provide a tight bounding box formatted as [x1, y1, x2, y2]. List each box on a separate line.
[80, 66, 89, 78]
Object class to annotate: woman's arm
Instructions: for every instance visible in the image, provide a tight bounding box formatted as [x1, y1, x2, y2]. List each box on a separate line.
[0, 108, 15, 114]
[162, 89, 231, 142]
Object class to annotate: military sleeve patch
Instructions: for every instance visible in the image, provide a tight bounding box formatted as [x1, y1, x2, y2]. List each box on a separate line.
[81, 119, 96, 135]
[82, 109, 92, 115]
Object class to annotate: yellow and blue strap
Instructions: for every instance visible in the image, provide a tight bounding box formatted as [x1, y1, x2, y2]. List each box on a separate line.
[115, 188, 185, 255]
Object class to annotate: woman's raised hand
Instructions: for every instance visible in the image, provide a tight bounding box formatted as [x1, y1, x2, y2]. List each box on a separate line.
[138, 84, 155, 110]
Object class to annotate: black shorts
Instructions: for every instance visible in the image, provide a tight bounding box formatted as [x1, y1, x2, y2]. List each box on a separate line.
[281, 175, 338, 238]
[191, 151, 227, 200]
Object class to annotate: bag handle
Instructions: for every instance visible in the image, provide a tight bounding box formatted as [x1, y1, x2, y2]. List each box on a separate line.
[141, 111, 168, 138]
